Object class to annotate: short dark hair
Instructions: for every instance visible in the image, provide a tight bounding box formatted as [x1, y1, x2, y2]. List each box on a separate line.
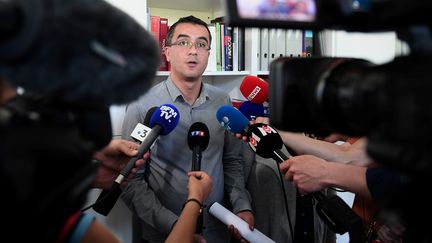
[166, 15, 211, 46]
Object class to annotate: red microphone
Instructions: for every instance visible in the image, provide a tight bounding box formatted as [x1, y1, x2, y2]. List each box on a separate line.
[239, 75, 269, 104]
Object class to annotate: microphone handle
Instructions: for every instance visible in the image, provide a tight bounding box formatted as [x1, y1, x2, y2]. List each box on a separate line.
[272, 149, 289, 163]
[120, 125, 163, 177]
[92, 182, 122, 216]
[191, 146, 203, 233]
[93, 125, 163, 216]
[191, 146, 202, 171]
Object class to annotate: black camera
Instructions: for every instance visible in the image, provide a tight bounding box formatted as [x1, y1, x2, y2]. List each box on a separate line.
[225, 0, 432, 32]
[225, 0, 432, 242]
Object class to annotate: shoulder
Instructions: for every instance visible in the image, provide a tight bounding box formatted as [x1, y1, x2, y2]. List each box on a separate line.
[204, 83, 230, 103]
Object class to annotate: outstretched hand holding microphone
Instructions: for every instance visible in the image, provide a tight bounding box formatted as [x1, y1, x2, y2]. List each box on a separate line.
[216, 105, 364, 236]
[91, 104, 180, 216]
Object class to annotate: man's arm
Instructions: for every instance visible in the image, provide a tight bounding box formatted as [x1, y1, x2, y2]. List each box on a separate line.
[279, 154, 371, 199]
[277, 131, 372, 166]
[120, 103, 178, 235]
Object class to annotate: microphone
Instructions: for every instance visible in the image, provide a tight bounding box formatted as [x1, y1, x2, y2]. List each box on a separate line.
[130, 106, 158, 143]
[187, 122, 210, 171]
[247, 123, 364, 235]
[0, 0, 160, 107]
[187, 122, 210, 234]
[92, 104, 180, 216]
[239, 101, 266, 121]
[239, 76, 269, 104]
[91, 106, 157, 215]
[216, 105, 249, 134]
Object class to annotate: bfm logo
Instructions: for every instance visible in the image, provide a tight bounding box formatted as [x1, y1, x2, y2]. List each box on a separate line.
[191, 131, 205, 137]
[248, 125, 277, 152]
[160, 105, 178, 123]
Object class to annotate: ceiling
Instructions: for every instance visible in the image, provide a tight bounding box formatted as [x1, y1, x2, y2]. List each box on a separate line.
[147, 0, 222, 12]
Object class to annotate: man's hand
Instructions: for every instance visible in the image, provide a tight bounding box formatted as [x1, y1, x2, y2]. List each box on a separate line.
[279, 155, 329, 194]
[228, 210, 255, 243]
[92, 139, 149, 189]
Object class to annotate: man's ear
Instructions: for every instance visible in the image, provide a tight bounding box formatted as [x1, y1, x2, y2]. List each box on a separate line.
[164, 46, 171, 63]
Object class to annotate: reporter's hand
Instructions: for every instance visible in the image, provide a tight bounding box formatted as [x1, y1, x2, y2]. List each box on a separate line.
[187, 171, 212, 203]
[193, 233, 207, 243]
[279, 155, 329, 194]
[92, 139, 149, 189]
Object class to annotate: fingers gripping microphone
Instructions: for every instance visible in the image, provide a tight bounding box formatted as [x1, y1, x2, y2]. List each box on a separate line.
[187, 122, 210, 171]
[91, 106, 157, 214]
[187, 122, 210, 234]
[239, 76, 269, 104]
[247, 123, 364, 236]
[216, 105, 249, 134]
[92, 104, 180, 216]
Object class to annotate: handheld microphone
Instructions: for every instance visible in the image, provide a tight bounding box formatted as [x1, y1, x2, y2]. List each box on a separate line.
[92, 104, 180, 216]
[247, 123, 364, 235]
[239, 101, 266, 121]
[187, 122, 210, 234]
[239, 76, 269, 104]
[216, 105, 249, 134]
[91, 106, 157, 214]
[187, 122, 210, 171]
[130, 106, 158, 143]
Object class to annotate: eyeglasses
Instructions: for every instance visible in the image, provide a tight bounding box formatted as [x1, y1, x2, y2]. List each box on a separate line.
[168, 40, 210, 51]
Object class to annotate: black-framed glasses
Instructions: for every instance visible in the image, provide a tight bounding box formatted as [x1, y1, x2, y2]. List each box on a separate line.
[168, 40, 210, 51]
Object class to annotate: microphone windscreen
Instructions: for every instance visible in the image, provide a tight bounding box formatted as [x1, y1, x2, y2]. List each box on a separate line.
[144, 106, 158, 126]
[149, 104, 180, 135]
[187, 122, 210, 151]
[247, 123, 284, 158]
[216, 105, 249, 133]
[240, 76, 269, 104]
[0, 0, 160, 107]
[239, 101, 265, 120]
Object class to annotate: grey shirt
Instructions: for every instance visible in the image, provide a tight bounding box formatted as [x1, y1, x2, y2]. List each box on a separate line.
[121, 77, 252, 242]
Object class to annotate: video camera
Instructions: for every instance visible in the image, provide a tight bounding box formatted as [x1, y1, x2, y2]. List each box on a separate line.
[225, 0, 432, 242]
[225, 0, 432, 32]
[225, 0, 432, 174]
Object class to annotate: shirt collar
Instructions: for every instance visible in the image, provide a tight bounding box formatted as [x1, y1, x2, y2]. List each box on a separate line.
[165, 76, 210, 106]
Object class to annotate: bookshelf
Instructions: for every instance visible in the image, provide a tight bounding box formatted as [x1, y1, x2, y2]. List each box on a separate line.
[147, 0, 265, 93]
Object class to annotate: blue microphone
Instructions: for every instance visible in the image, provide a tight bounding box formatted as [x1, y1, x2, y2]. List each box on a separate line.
[216, 105, 249, 133]
[92, 104, 180, 216]
[239, 101, 266, 120]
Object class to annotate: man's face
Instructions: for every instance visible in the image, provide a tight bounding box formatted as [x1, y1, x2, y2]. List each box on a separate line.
[165, 23, 210, 82]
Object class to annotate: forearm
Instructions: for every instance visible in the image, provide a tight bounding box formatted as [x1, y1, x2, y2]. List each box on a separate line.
[122, 177, 178, 234]
[165, 201, 201, 243]
[322, 162, 372, 199]
[278, 131, 370, 165]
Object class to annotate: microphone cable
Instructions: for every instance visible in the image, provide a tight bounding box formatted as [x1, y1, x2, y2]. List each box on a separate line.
[273, 158, 295, 243]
